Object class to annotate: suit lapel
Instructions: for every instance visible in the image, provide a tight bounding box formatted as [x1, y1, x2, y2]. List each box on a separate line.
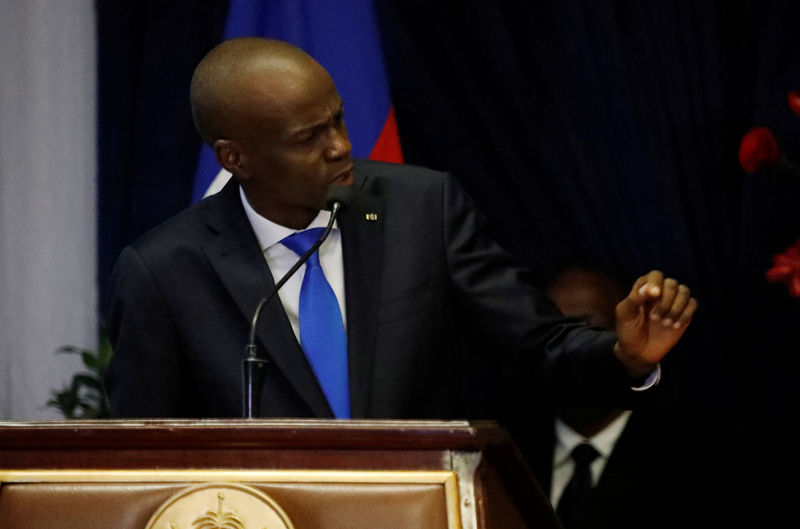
[340, 165, 384, 418]
[200, 180, 332, 417]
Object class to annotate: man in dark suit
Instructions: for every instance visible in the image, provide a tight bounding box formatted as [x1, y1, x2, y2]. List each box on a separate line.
[105, 37, 697, 420]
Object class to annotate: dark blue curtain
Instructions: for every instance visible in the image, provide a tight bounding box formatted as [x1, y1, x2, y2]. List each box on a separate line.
[97, 0, 230, 313]
[98, 1, 800, 524]
[373, 2, 800, 521]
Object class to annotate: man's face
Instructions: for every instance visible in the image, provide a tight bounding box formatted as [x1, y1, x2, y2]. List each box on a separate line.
[233, 63, 354, 228]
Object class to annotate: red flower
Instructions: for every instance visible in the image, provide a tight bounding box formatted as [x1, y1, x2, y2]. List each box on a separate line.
[739, 126, 781, 172]
[789, 90, 800, 119]
[766, 238, 800, 297]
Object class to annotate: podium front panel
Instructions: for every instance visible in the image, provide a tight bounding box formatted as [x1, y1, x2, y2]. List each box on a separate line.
[0, 470, 458, 529]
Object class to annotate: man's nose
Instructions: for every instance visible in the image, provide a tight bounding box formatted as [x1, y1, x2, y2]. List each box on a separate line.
[325, 129, 351, 161]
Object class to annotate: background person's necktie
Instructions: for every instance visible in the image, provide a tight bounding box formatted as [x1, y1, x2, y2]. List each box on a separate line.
[281, 228, 350, 418]
[556, 442, 600, 528]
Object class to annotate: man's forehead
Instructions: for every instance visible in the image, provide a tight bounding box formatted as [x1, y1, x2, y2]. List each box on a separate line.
[217, 56, 341, 133]
[285, 96, 344, 131]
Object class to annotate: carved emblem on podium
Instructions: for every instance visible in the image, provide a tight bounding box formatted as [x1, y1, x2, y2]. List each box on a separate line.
[144, 483, 295, 529]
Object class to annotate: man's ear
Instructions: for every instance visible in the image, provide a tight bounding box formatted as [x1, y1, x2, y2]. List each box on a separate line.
[213, 139, 249, 181]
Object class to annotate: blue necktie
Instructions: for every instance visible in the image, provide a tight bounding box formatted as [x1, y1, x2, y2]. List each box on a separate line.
[281, 228, 350, 418]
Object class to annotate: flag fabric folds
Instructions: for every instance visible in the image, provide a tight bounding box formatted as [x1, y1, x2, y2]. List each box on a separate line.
[191, 0, 403, 202]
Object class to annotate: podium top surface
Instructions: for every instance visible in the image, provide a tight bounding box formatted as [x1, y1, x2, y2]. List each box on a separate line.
[0, 419, 512, 451]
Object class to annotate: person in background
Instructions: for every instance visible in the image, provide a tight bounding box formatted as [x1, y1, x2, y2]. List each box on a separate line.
[523, 265, 722, 529]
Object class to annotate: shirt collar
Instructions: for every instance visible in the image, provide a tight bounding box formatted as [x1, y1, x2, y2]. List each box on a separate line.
[239, 186, 336, 251]
[553, 410, 632, 467]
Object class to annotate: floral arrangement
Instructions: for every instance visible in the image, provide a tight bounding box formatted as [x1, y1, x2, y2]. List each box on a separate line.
[766, 240, 800, 297]
[738, 90, 800, 298]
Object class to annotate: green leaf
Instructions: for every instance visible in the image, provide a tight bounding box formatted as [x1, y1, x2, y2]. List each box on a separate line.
[73, 374, 102, 392]
[81, 351, 98, 370]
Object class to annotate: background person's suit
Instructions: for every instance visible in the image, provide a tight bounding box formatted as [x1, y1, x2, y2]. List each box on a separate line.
[521, 407, 736, 529]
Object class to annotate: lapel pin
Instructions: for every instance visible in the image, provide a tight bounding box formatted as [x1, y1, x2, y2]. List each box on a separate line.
[365, 213, 378, 221]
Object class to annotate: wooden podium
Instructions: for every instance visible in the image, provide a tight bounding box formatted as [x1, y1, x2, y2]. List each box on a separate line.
[0, 420, 560, 529]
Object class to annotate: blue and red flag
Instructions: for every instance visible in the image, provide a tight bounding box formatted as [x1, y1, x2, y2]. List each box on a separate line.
[192, 0, 403, 202]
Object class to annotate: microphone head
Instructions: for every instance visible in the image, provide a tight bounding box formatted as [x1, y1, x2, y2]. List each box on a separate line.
[324, 185, 354, 211]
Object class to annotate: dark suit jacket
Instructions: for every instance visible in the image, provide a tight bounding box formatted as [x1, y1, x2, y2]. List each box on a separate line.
[523, 408, 736, 529]
[106, 160, 647, 419]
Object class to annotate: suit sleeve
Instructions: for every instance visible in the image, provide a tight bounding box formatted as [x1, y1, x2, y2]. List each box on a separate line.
[440, 174, 650, 410]
[105, 245, 194, 417]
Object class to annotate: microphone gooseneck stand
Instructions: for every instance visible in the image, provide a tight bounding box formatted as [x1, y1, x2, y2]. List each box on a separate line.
[242, 187, 352, 418]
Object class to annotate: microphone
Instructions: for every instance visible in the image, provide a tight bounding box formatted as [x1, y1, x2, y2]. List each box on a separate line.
[324, 184, 353, 212]
[242, 185, 353, 418]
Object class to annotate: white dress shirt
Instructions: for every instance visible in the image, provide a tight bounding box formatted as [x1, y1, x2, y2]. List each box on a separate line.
[240, 187, 347, 342]
[550, 410, 632, 507]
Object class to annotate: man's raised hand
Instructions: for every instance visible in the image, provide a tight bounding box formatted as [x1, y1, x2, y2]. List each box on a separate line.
[613, 270, 698, 379]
